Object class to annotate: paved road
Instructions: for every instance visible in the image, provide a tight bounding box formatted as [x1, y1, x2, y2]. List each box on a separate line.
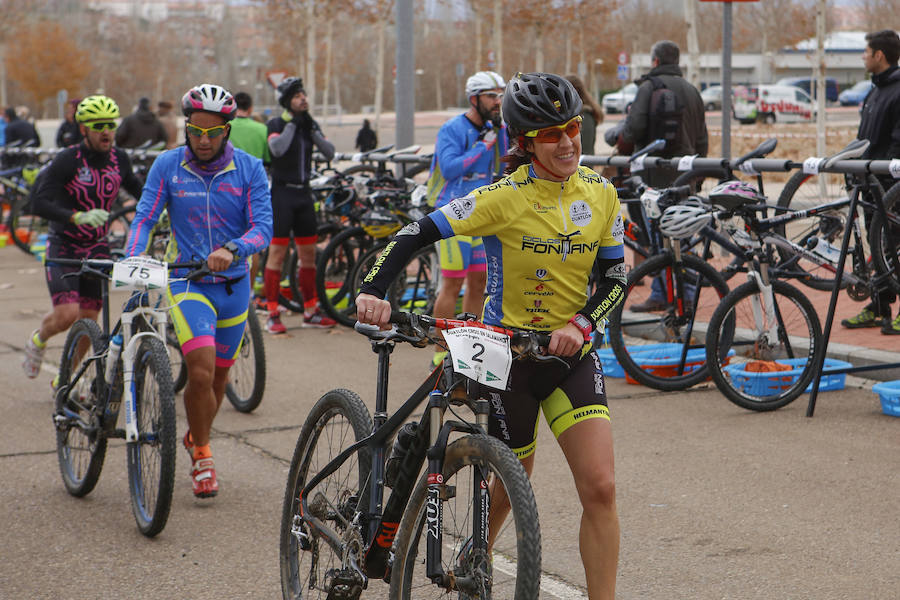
[1, 248, 898, 599]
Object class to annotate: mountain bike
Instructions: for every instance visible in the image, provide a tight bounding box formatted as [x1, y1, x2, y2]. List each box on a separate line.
[50, 256, 207, 536]
[605, 178, 732, 391]
[280, 312, 544, 599]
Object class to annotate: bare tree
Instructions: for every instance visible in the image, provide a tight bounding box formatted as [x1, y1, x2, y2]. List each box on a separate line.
[6, 21, 91, 116]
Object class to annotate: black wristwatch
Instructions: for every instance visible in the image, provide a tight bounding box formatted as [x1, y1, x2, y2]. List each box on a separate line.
[569, 313, 593, 340]
[223, 241, 240, 259]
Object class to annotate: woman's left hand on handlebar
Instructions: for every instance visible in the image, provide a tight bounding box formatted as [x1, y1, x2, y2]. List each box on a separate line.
[206, 248, 234, 272]
[548, 323, 584, 357]
[356, 293, 392, 329]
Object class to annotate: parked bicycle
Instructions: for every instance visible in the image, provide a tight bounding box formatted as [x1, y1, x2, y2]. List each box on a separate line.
[50, 256, 207, 536]
[279, 312, 543, 599]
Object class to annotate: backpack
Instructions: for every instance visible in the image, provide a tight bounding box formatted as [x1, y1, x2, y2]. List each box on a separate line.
[645, 75, 684, 150]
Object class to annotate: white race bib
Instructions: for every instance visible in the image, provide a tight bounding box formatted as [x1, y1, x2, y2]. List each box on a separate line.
[442, 327, 512, 390]
[112, 256, 167, 291]
[677, 154, 697, 171]
[802, 157, 823, 175]
[640, 188, 663, 219]
[889, 158, 900, 179]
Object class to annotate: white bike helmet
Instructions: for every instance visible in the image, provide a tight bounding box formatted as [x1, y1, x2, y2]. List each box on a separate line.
[465, 71, 506, 98]
[181, 84, 237, 121]
[659, 204, 713, 240]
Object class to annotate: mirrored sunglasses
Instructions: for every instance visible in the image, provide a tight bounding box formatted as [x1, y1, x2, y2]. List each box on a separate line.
[524, 116, 582, 143]
[86, 121, 117, 132]
[185, 123, 229, 139]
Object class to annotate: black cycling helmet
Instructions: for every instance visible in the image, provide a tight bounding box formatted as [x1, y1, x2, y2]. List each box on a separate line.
[502, 72, 583, 136]
[277, 77, 305, 108]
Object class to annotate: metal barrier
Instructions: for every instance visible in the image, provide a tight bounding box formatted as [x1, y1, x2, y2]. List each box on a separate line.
[3, 145, 898, 178]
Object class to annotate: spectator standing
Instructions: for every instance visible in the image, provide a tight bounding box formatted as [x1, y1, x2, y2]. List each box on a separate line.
[55, 98, 84, 147]
[567, 74, 603, 155]
[621, 40, 708, 312]
[230, 92, 270, 164]
[842, 29, 900, 334]
[4, 106, 40, 146]
[355, 118, 378, 152]
[263, 76, 337, 333]
[115, 97, 168, 148]
[622, 40, 708, 186]
[423, 70, 508, 368]
[157, 100, 179, 149]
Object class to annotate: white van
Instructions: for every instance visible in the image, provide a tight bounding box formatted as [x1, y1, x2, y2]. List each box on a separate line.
[753, 84, 814, 124]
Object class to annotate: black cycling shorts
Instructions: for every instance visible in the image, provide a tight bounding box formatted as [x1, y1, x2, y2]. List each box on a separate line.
[271, 182, 317, 241]
[479, 345, 610, 459]
[45, 239, 110, 311]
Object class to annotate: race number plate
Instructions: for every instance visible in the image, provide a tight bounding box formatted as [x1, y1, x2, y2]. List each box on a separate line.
[442, 327, 512, 390]
[112, 256, 167, 290]
[640, 188, 663, 218]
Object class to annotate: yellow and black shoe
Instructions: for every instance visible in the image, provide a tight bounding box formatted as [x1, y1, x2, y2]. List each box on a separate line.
[841, 308, 885, 329]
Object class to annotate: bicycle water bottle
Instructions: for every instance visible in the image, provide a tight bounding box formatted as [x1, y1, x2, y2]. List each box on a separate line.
[105, 334, 123, 384]
[807, 236, 842, 262]
[385, 422, 418, 488]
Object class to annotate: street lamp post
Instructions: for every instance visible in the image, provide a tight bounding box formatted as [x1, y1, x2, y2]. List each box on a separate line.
[593, 58, 604, 100]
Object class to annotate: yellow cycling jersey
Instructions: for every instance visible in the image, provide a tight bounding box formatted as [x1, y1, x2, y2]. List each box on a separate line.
[429, 163, 624, 331]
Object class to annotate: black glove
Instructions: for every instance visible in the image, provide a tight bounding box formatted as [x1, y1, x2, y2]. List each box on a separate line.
[292, 111, 313, 132]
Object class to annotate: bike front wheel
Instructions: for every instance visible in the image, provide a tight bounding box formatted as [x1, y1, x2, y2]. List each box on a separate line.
[280, 389, 373, 600]
[390, 434, 542, 600]
[226, 308, 266, 413]
[55, 318, 108, 497]
[706, 279, 823, 411]
[127, 336, 177, 537]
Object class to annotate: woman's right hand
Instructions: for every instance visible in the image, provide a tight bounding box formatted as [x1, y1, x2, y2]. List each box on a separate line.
[356, 293, 392, 329]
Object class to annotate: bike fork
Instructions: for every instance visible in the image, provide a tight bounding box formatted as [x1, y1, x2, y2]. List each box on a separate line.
[747, 269, 779, 347]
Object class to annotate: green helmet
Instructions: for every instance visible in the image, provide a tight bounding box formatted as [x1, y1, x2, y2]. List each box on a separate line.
[76, 95, 120, 123]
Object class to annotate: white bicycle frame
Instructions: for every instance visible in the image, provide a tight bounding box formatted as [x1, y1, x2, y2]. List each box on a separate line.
[117, 296, 171, 443]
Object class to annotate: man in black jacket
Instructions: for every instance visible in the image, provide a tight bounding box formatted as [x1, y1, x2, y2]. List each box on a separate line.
[114, 97, 168, 148]
[4, 107, 40, 147]
[621, 40, 708, 312]
[842, 29, 900, 334]
[622, 40, 708, 186]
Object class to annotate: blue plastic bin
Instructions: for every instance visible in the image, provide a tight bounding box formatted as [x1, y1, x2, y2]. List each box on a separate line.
[596, 343, 717, 381]
[872, 380, 900, 417]
[724, 358, 852, 396]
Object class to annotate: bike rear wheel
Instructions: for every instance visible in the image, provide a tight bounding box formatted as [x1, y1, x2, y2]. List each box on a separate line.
[390, 434, 542, 600]
[55, 318, 108, 497]
[127, 337, 176, 537]
[226, 308, 266, 413]
[706, 279, 823, 411]
[6, 192, 48, 256]
[774, 170, 873, 291]
[607, 252, 731, 391]
[316, 227, 375, 326]
[280, 389, 373, 600]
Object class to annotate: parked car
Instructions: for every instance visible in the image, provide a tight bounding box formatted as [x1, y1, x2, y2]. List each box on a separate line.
[838, 80, 874, 106]
[775, 76, 839, 103]
[701, 85, 723, 111]
[602, 83, 638, 114]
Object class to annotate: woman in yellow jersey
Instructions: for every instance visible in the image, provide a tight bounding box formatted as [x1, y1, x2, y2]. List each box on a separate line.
[357, 72, 625, 599]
